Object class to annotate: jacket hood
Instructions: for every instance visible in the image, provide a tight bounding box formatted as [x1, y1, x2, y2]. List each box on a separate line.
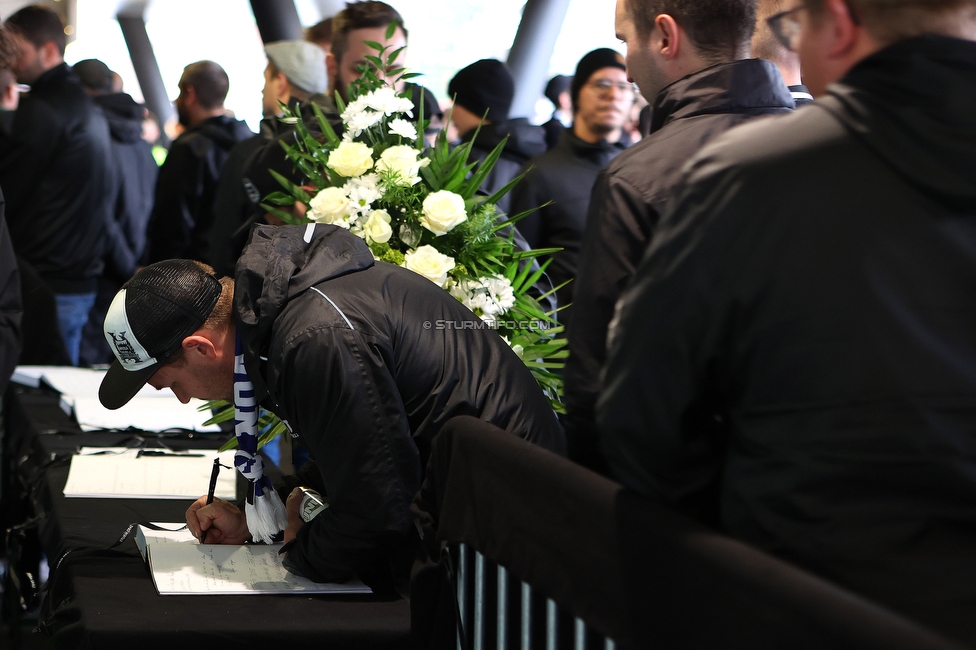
[94, 92, 144, 144]
[235, 223, 374, 360]
[651, 58, 794, 133]
[467, 118, 547, 163]
[194, 114, 254, 149]
[822, 35, 976, 212]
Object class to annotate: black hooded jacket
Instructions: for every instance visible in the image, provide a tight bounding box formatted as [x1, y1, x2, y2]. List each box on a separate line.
[509, 129, 631, 323]
[0, 63, 113, 293]
[599, 36, 976, 646]
[565, 59, 794, 474]
[145, 114, 253, 263]
[462, 118, 547, 215]
[96, 92, 158, 281]
[235, 224, 565, 583]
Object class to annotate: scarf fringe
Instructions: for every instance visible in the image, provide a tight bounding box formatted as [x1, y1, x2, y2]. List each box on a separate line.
[245, 488, 289, 545]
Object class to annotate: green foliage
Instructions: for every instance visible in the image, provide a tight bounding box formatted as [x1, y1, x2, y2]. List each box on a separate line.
[216, 33, 568, 450]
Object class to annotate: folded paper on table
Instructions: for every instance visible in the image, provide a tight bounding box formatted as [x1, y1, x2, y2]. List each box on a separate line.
[12, 365, 220, 432]
[63, 450, 237, 499]
[138, 524, 372, 596]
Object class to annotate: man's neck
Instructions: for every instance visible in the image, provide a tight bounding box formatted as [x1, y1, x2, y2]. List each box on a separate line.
[573, 120, 620, 145]
[189, 108, 226, 128]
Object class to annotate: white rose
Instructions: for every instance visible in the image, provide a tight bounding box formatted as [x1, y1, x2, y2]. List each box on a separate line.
[389, 118, 418, 140]
[375, 145, 428, 186]
[363, 209, 393, 244]
[403, 245, 455, 287]
[420, 190, 467, 236]
[327, 141, 374, 178]
[309, 186, 352, 224]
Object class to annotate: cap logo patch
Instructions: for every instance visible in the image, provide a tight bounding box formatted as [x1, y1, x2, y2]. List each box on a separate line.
[103, 289, 158, 371]
[108, 330, 140, 363]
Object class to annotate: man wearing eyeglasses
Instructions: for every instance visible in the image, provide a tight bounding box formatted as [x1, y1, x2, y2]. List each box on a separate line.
[509, 49, 634, 324]
[564, 0, 795, 474]
[600, 0, 976, 643]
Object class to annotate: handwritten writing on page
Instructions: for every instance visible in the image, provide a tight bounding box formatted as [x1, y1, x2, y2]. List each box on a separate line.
[147, 542, 372, 595]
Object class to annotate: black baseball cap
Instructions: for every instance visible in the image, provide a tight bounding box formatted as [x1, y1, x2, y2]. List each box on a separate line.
[98, 260, 223, 410]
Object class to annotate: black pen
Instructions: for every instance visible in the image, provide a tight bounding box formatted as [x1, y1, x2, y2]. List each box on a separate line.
[200, 457, 221, 544]
[137, 450, 205, 457]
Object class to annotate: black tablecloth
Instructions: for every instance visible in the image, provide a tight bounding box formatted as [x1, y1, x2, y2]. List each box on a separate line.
[5, 387, 411, 649]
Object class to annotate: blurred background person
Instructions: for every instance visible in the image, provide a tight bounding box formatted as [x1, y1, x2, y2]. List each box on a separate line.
[72, 58, 158, 366]
[447, 58, 545, 215]
[144, 60, 253, 265]
[541, 73, 572, 150]
[510, 49, 633, 323]
[328, 1, 442, 139]
[0, 4, 112, 366]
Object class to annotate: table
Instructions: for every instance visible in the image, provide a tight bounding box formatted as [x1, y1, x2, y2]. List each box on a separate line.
[3, 386, 411, 649]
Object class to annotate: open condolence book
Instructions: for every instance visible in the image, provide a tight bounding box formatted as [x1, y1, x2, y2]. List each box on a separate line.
[136, 524, 372, 596]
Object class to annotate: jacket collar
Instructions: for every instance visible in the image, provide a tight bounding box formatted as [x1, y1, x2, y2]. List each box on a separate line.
[650, 58, 794, 133]
[558, 128, 630, 160]
[30, 61, 72, 91]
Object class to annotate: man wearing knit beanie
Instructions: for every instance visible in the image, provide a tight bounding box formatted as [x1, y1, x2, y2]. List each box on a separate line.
[447, 58, 545, 215]
[510, 48, 634, 326]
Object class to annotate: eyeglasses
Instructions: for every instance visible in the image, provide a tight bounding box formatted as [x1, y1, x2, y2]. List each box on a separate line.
[587, 79, 637, 97]
[767, 0, 860, 52]
[766, 4, 808, 52]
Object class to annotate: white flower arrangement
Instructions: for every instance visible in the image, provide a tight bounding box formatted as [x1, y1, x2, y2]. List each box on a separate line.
[251, 25, 567, 420]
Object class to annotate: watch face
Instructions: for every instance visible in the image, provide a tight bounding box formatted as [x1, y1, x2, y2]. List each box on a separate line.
[300, 490, 328, 522]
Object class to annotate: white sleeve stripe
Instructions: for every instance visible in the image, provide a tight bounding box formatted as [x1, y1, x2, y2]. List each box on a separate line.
[309, 286, 355, 330]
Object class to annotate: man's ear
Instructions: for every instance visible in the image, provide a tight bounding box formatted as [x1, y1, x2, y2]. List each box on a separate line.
[39, 40, 62, 67]
[654, 14, 682, 61]
[820, 0, 862, 59]
[183, 334, 218, 360]
[326, 52, 338, 94]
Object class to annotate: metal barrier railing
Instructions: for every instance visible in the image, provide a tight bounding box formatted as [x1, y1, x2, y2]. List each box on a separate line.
[456, 543, 617, 650]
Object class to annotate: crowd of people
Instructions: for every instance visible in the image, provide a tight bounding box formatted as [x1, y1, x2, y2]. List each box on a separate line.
[1, 0, 975, 645]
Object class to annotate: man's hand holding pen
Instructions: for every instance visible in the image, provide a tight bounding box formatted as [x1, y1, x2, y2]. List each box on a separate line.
[186, 496, 252, 544]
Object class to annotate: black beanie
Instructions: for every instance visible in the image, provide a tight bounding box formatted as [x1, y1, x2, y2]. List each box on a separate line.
[570, 48, 627, 109]
[544, 74, 572, 106]
[448, 59, 515, 122]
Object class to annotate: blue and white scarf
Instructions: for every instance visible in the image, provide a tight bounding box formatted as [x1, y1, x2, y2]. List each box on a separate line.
[233, 335, 287, 544]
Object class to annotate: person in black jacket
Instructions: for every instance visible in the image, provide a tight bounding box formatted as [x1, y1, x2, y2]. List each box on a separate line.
[209, 40, 335, 278]
[563, 0, 795, 474]
[541, 74, 572, 150]
[0, 6, 113, 365]
[144, 60, 253, 265]
[599, 1, 976, 644]
[72, 59, 159, 366]
[96, 225, 565, 585]
[447, 59, 546, 216]
[509, 49, 633, 323]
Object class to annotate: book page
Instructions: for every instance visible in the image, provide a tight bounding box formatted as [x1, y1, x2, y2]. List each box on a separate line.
[147, 542, 372, 595]
[63, 450, 237, 499]
[135, 523, 197, 560]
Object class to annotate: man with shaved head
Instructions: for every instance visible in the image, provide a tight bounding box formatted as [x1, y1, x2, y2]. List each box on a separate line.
[144, 60, 252, 264]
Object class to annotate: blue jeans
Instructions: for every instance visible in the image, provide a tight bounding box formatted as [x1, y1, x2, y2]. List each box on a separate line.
[55, 291, 96, 366]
